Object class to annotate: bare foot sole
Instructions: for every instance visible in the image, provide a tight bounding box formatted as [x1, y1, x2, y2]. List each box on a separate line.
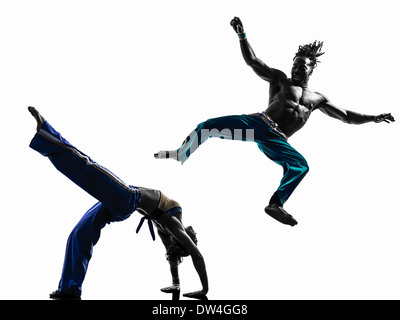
[154, 150, 179, 162]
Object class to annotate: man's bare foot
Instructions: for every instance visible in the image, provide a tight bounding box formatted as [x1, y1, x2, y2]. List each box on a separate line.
[154, 150, 179, 161]
[28, 106, 45, 132]
[264, 203, 298, 226]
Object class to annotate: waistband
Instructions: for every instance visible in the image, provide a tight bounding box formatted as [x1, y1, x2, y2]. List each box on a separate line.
[249, 112, 287, 140]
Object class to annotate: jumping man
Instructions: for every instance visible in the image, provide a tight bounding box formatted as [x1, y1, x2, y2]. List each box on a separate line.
[28, 107, 208, 300]
[154, 17, 395, 226]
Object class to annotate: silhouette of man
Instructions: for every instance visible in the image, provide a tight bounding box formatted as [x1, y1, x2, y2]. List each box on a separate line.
[155, 17, 395, 226]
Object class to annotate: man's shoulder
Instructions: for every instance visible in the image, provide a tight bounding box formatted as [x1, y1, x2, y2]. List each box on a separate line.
[314, 91, 328, 99]
[272, 68, 289, 82]
[310, 91, 329, 108]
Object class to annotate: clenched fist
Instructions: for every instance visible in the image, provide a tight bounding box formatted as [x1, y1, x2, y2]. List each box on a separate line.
[230, 16, 244, 34]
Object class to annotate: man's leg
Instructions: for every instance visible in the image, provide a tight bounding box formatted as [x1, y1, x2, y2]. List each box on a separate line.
[256, 135, 309, 226]
[154, 115, 254, 164]
[28, 107, 140, 219]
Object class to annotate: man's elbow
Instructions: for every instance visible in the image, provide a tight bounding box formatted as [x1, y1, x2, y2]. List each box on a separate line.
[244, 57, 257, 67]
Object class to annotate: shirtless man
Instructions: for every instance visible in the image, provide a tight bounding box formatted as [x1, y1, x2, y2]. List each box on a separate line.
[155, 17, 394, 227]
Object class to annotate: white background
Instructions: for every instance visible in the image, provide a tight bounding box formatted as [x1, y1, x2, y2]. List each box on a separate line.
[1, 0, 399, 300]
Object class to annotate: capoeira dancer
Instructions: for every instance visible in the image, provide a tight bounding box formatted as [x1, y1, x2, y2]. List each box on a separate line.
[155, 17, 394, 226]
[28, 107, 208, 300]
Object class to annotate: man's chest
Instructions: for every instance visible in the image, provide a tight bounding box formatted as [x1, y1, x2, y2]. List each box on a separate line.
[276, 84, 324, 110]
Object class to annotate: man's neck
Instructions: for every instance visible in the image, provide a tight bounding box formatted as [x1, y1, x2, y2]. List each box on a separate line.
[291, 79, 309, 89]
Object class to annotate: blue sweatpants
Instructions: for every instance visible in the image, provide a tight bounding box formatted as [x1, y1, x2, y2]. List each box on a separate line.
[175, 114, 309, 206]
[29, 121, 141, 297]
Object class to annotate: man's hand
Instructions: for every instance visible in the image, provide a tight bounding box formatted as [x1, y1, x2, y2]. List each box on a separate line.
[183, 290, 208, 300]
[230, 17, 244, 34]
[374, 113, 395, 123]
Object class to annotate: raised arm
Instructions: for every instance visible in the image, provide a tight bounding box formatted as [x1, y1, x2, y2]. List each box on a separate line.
[317, 98, 395, 125]
[230, 17, 285, 83]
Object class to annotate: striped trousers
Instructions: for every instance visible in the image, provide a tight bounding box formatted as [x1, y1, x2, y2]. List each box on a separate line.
[29, 121, 141, 297]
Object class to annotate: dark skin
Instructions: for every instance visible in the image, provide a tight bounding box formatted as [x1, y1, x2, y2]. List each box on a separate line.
[138, 188, 208, 299]
[156, 222, 206, 299]
[28, 107, 208, 299]
[230, 17, 395, 139]
[162, 216, 208, 299]
[230, 17, 394, 226]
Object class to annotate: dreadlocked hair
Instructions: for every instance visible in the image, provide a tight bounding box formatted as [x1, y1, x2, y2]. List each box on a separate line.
[294, 40, 325, 69]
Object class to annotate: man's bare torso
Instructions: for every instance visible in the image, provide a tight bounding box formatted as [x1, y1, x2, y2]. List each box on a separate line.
[265, 78, 326, 138]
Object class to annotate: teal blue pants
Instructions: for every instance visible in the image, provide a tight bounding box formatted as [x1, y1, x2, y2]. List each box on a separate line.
[175, 114, 309, 206]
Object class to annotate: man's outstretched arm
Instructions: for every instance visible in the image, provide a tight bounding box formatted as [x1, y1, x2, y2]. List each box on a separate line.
[317, 100, 395, 124]
[230, 17, 285, 83]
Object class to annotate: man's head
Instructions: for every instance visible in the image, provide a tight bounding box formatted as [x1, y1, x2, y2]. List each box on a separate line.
[291, 40, 324, 86]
